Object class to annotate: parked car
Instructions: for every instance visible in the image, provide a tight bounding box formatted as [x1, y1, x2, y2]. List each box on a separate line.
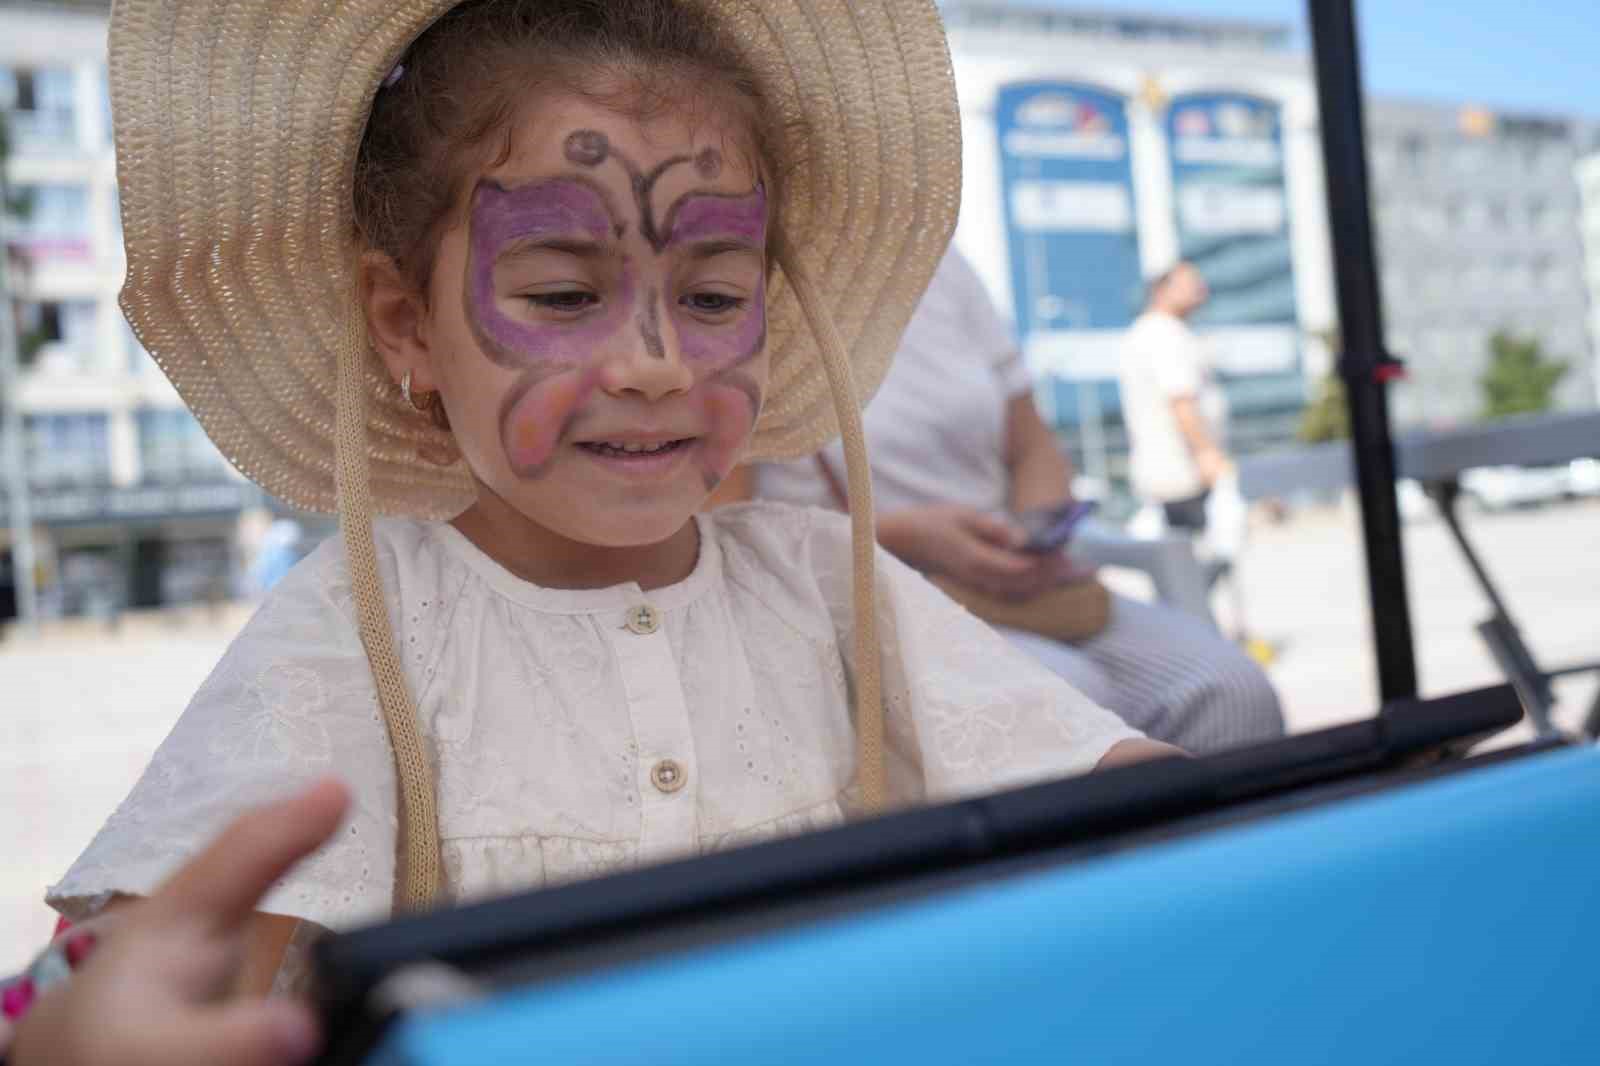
[1458, 465, 1574, 512]
[1568, 458, 1600, 498]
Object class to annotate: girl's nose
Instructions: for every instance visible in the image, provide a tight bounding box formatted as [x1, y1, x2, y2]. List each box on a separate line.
[598, 292, 694, 402]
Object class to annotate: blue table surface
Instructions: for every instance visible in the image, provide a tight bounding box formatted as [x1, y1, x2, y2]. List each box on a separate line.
[372, 745, 1600, 1066]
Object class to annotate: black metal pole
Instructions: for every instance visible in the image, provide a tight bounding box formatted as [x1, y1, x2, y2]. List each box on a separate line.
[1306, 0, 1418, 703]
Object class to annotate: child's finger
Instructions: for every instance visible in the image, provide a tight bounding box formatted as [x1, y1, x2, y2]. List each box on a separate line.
[150, 779, 350, 931]
[155, 999, 321, 1066]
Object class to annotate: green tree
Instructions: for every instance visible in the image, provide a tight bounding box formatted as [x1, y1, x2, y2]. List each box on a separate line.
[1297, 329, 1350, 443]
[1298, 370, 1350, 443]
[1479, 330, 1568, 421]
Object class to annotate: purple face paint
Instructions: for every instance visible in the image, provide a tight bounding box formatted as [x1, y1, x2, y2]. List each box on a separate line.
[663, 186, 769, 368]
[464, 178, 632, 370]
[465, 177, 637, 477]
[463, 131, 770, 488]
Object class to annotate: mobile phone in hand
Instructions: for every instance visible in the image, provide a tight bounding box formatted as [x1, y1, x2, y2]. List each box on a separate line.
[1017, 500, 1097, 554]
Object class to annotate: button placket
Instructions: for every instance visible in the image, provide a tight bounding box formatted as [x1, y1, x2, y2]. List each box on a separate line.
[608, 601, 698, 863]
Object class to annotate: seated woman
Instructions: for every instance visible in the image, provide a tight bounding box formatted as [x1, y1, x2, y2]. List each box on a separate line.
[749, 248, 1283, 754]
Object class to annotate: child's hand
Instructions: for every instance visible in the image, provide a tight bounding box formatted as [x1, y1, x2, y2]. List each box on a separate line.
[11, 780, 350, 1066]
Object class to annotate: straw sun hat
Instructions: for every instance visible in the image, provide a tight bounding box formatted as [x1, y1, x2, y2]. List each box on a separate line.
[108, 0, 961, 910]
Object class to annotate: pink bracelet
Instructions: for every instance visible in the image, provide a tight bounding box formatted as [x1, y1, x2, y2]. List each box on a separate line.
[0, 930, 98, 1025]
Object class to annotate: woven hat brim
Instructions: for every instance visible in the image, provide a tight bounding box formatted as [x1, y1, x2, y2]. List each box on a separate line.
[110, 0, 960, 518]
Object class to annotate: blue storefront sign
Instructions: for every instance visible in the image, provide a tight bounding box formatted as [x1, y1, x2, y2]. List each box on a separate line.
[1166, 92, 1302, 412]
[996, 82, 1143, 429]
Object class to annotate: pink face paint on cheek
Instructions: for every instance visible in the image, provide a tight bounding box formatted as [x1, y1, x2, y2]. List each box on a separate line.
[465, 178, 632, 369]
[498, 367, 601, 478]
[698, 372, 763, 487]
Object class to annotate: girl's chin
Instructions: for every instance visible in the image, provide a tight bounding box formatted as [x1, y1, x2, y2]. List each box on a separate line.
[510, 489, 702, 549]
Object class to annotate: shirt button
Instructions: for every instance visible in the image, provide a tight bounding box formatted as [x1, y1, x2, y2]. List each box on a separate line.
[625, 604, 661, 635]
[650, 758, 686, 794]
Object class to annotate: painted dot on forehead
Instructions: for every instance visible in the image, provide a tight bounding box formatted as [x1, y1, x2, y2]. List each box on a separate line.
[565, 129, 610, 168]
[694, 147, 722, 179]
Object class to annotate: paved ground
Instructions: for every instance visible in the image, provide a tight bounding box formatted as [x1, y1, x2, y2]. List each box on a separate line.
[4, 499, 1597, 970]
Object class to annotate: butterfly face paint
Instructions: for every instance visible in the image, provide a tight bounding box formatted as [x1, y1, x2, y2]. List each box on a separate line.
[463, 126, 768, 488]
[465, 178, 630, 371]
[650, 170, 767, 487]
[464, 177, 625, 478]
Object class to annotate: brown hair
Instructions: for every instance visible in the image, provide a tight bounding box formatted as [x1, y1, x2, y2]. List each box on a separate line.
[353, 0, 786, 291]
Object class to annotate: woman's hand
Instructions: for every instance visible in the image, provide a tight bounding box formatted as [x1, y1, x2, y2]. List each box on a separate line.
[878, 505, 1085, 602]
[11, 781, 350, 1066]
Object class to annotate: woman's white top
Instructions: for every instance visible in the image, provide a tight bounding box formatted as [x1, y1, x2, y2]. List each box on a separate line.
[758, 248, 1031, 514]
[48, 503, 1139, 945]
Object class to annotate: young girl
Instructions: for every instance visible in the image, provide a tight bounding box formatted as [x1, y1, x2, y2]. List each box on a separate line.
[45, 0, 1176, 996]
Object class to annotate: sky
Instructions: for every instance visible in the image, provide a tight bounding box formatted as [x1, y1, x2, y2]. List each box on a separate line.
[1041, 0, 1599, 118]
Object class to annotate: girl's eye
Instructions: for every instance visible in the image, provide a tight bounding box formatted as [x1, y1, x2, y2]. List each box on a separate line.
[683, 292, 746, 315]
[523, 291, 598, 312]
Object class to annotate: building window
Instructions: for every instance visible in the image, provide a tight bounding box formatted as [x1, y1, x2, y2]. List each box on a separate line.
[1, 66, 77, 151]
[24, 413, 111, 488]
[136, 408, 229, 484]
[15, 300, 98, 370]
[6, 183, 92, 260]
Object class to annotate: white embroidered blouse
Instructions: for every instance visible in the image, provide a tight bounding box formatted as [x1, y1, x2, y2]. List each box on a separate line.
[47, 503, 1139, 955]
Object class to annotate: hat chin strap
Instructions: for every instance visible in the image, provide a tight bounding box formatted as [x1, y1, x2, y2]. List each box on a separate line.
[337, 299, 442, 913]
[337, 256, 889, 913]
[775, 245, 888, 817]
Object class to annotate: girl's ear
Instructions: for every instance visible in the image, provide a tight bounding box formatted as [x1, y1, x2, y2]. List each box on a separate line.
[360, 251, 440, 392]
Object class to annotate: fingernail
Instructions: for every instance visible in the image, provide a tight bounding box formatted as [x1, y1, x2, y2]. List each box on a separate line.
[65, 931, 98, 968]
[1, 977, 36, 1020]
[271, 1006, 321, 1064]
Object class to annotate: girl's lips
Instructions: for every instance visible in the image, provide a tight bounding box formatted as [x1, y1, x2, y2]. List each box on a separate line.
[573, 437, 700, 480]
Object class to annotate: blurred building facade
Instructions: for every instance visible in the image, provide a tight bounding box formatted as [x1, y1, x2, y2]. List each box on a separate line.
[2, 0, 1598, 617]
[942, 2, 1336, 483]
[941, 1, 1599, 485]
[1367, 101, 1600, 425]
[2, 0, 250, 621]
[1578, 151, 1600, 403]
